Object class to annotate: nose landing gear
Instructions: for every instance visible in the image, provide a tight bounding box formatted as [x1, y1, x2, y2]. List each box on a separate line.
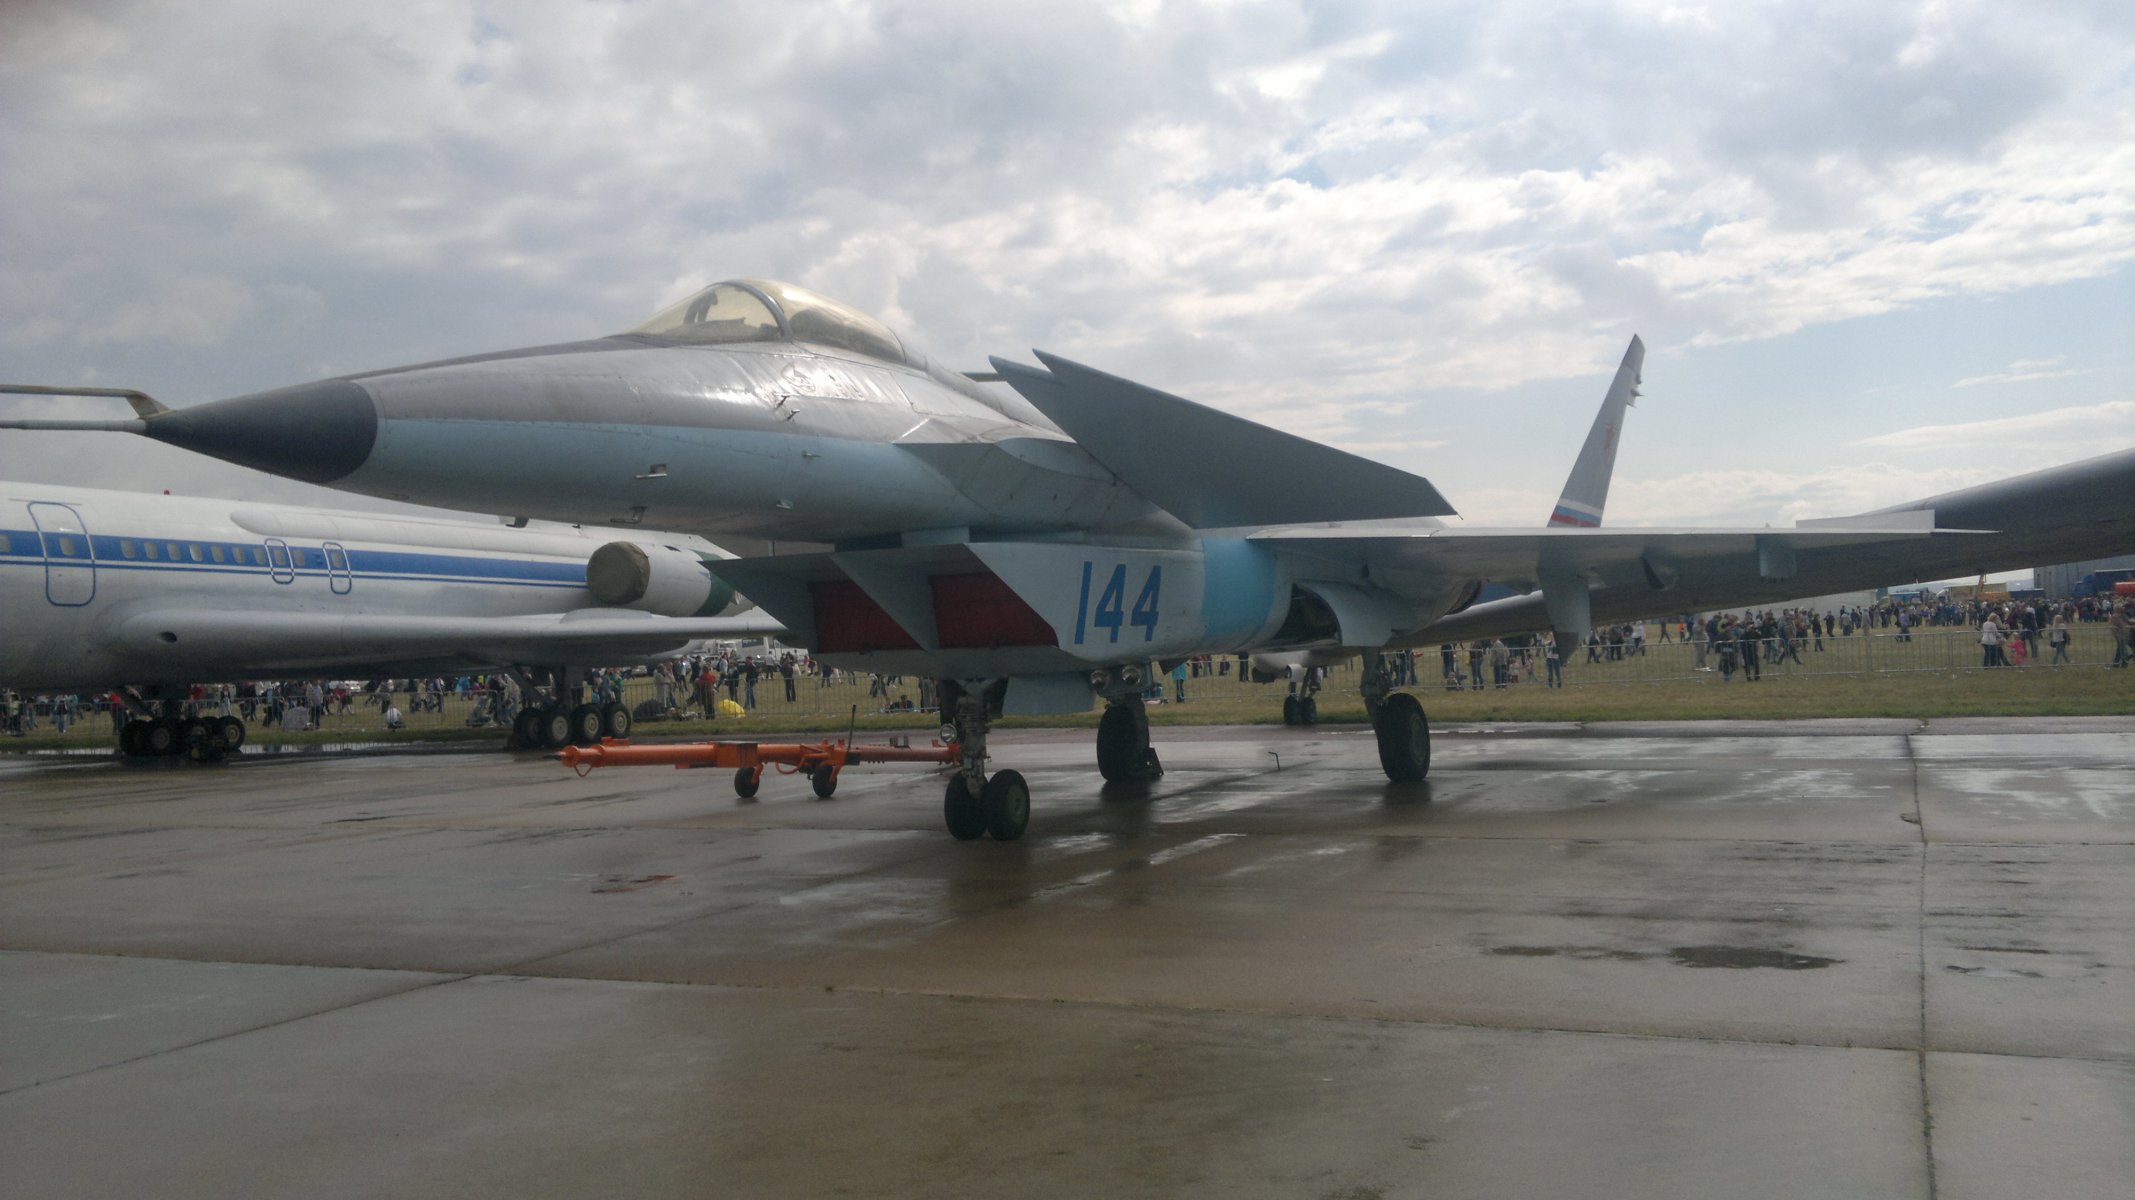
[936, 680, 1027, 841]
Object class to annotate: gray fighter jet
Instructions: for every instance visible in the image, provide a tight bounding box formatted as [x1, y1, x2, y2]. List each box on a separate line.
[9, 278, 2133, 840]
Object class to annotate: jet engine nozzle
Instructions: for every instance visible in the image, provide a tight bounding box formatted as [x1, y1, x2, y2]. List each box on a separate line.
[586, 542, 742, 617]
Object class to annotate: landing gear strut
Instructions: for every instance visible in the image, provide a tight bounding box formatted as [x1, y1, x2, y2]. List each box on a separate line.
[937, 680, 1026, 841]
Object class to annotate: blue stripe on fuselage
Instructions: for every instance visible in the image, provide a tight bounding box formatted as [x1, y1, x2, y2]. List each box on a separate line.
[0, 527, 588, 589]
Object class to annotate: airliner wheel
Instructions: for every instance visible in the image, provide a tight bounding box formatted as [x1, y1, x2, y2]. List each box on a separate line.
[215, 716, 247, 751]
[1300, 696, 1318, 726]
[538, 707, 573, 749]
[511, 708, 543, 749]
[568, 703, 604, 746]
[118, 721, 144, 756]
[600, 702, 631, 740]
[1374, 693, 1431, 783]
[1282, 695, 1300, 726]
[144, 719, 182, 756]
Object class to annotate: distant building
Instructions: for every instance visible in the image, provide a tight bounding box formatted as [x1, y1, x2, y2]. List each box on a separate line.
[2032, 555, 2135, 597]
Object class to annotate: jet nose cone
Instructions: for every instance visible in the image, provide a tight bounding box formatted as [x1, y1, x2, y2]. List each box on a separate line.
[142, 379, 378, 484]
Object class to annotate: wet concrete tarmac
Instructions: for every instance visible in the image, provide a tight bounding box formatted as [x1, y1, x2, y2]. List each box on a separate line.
[2, 717, 2129, 1199]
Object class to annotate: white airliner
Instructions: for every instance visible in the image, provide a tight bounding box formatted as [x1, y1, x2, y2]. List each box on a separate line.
[0, 483, 780, 756]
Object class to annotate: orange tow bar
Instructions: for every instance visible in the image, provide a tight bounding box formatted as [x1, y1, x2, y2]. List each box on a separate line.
[559, 735, 960, 799]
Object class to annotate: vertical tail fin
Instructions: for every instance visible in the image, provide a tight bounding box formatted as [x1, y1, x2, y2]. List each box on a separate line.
[1546, 335, 1643, 528]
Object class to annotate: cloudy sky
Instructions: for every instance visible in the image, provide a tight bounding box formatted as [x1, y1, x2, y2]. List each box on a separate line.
[2, 0, 2130, 540]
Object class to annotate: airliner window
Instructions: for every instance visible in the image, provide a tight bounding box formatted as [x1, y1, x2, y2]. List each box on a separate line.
[57, 535, 77, 556]
[749, 279, 906, 364]
[0, 534, 10, 553]
[144, 542, 160, 560]
[252, 547, 268, 565]
[188, 543, 205, 563]
[210, 545, 227, 563]
[121, 540, 138, 559]
[629, 283, 784, 346]
[165, 542, 180, 560]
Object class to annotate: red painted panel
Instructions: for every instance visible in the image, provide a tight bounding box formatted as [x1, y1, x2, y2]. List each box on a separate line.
[934, 573, 1058, 649]
[810, 579, 921, 653]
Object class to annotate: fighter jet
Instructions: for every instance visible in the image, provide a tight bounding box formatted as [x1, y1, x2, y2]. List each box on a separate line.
[8, 278, 2132, 839]
[1250, 334, 1646, 721]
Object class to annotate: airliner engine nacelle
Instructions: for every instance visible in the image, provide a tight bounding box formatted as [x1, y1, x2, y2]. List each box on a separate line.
[586, 542, 741, 618]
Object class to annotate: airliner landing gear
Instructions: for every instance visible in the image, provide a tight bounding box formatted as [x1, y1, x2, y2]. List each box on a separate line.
[119, 717, 181, 757]
[937, 680, 1024, 841]
[1096, 695, 1163, 783]
[114, 693, 246, 761]
[506, 666, 622, 750]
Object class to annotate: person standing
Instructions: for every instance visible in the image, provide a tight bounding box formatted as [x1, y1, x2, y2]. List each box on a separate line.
[1545, 636, 1563, 688]
[1979, 613, 2004, 668]
[2110, 601, 2132, 668]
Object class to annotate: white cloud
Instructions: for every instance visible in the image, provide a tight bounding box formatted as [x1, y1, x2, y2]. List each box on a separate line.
[1607, 462, 2016, 527]
[1953, 357, 2087, 388]
[0, 0, 2130, 514]
[1855, 401, 2135, 450]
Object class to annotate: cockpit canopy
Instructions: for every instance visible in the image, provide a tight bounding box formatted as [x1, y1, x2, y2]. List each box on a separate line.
[630, 278, 906, 365]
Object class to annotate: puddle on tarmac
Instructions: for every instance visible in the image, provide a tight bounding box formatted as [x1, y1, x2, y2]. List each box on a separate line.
[1488, 945, 1650, 962]
[1668, 945, 1839, 970]
[1486, 944, 1842, 970]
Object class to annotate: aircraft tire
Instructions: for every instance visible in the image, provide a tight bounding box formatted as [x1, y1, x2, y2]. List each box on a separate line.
[538, 708, 573, 750]
[511, 708, 543, 749]
[118, 721, 144, 756]
[600, 702, 632, 740]
[733, 767, 761, 799]
[810, 764, 838, 798]
[1096, 704, 1143, 782]
[1374, 693, 1430, 783]
[1282, 695, 1300, 726]
[983, 769, 1030, 841]
[1300, 696, 1318, 726]
[216, 716, 247, 751]
[567, 703, 604, 746]
[144, 719, 182, 756]
[943, 776, 986, 841]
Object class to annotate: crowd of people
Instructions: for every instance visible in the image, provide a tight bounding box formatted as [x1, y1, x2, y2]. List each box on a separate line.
[1419, 593, 2135, 690]
[5, 593, 2131, 738]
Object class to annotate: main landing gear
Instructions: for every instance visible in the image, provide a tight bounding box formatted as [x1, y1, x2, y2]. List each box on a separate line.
[1361, 653, 1430, 782]
[115, 696, 248, 762]
[506, 667, 631, 750]
[937, 680, 1028, 842]
[1096, 693, 1163, 783]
